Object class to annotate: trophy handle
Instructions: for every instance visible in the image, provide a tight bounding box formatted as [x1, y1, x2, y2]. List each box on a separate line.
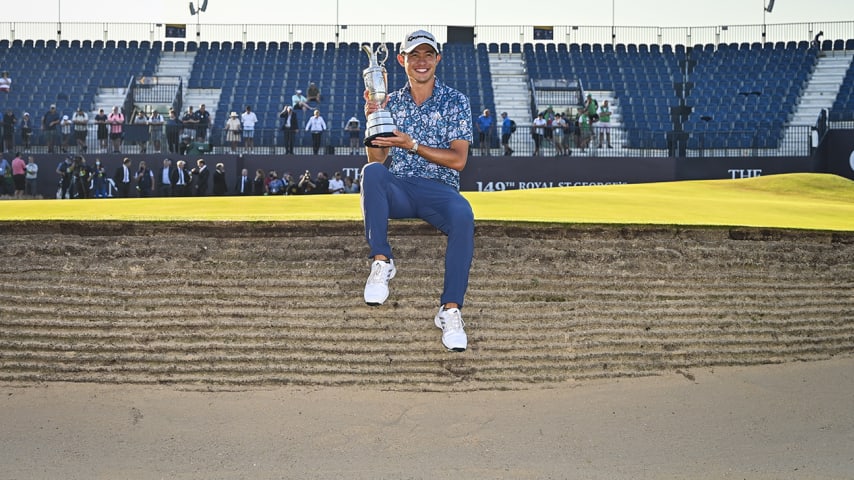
[375, 44, 388, 65]
[362, 44, 388, 66]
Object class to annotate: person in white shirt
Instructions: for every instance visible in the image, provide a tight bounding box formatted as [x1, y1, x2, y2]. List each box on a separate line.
[24, 156, 38, 197]
[305, 109, 327, 155]
[328, 171, 345, 194]
[240, 105, 258, 152]
[148, 110, 164, 153]
[0, 71, 11, 93]
[72, 108, 89, 153]
[60, 115, 73, 153]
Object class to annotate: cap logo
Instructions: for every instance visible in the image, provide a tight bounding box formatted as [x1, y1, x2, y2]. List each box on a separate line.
[407, 34, 434, 43]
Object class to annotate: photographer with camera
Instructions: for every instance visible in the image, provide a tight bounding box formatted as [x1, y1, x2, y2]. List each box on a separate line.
[298, 169, 316, 194]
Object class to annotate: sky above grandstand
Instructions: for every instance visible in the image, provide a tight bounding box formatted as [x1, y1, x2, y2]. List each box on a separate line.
[6, 0, 854, 27]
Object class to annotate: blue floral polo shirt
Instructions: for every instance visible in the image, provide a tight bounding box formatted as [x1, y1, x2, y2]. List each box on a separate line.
[386, 78, 473, 190]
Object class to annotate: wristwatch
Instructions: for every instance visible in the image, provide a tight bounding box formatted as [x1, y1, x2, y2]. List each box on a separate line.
[408, 140, 419, 155]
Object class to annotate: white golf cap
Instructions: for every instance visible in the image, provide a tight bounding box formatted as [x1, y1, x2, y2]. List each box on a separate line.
[401, 30, 439, 54]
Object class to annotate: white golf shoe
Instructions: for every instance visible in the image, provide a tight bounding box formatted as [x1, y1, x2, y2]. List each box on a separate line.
[364, 259, 396, 306]
[434, 306, 467, 352]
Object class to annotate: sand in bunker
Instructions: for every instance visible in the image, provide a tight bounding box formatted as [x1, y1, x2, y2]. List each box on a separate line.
[1, 356, 853, 480]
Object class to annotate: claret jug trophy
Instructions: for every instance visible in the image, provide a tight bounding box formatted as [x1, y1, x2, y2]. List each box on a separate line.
[362, 44, 397, 147]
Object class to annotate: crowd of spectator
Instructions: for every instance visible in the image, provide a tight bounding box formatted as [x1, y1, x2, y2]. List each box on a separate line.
[527, 93, 614, 156]
[0, 69, 618, 161]
[41, 152, 360, 199]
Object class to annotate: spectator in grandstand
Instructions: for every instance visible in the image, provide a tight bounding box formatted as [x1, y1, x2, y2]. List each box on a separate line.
[585, 94, 599, 121]
[279, 105, 299, 154]
[499, 112, 514, 156]
[577, 106, 592, 151]
[235, 168, 252, 196]
[171, 159, 191, 197]
[343, 175, 359, 194]
[3, 109, 16, 153]
[24, 155, 38, 197]
[134, 159, 154, 198]
[0, 71, 11, 93]
[20, 113, 33, 151]
[307, 81, 322, 103]
[241, 105, 258, 153]
[292, 89, 310, 112]
[543, 106, 557, 149]
[305, 109, 327, 155]
[224, 111, 242, 153]
[42, 105, 61, 154]
[531, 112, 547, 156]
[475, 109, 494, 156]
[345, 116, 361, 155]
[812, 31, 824, 49]
[149, 110, 164, 153]
[94, 108, 108, 152]
[72, 107, 88, 154]
[212, 162, 228, 196]
[54, 155, 73, 199]
[114, 157, 132, 198]
[60, 115, 73, 153]
[191, 158, 209, 196]
[181, 105, 198, 140]
[11, 152, 26, 199]
[90, 159, 109, 198]
[133, 110, 148, 153]
[584, 95, 599, 148]
[108, 106, 125, 154]
[564, 107, 578, 153]
[360, 28, 472, 352]
[552, 112, 567, 156]
[252, 168, 266, 195]
[186, 134, 211, 158]
[158, 158, 174, 197]
[597, 99, 613, 149]
[165, 108, 182, 154]
[194, 104, 210, 140]
[328, 170, 345, 194]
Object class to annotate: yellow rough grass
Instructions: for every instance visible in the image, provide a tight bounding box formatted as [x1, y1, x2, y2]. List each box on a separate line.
[3, 173, 853, 231]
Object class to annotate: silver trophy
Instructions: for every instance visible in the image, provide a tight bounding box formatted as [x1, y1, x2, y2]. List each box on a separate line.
[362, 44, 397, 147]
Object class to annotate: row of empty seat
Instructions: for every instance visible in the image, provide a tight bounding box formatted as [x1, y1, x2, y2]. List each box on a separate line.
[0, 39, 852, 150]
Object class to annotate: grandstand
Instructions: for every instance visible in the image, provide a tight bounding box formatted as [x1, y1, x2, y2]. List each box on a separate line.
[0, 25, 852, 157]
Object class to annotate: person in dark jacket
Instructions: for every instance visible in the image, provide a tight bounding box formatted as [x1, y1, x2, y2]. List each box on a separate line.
[212, 162, 228, 195]
[191, 158, 210, 196]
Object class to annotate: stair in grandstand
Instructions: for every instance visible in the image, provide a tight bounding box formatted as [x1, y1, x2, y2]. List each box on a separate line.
[489, 51, 534, 153]
[780, 51, 854, 153]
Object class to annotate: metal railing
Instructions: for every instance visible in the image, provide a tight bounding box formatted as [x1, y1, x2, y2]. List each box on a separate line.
[1, 21, 852, 49]
[4, 124, 812, 158]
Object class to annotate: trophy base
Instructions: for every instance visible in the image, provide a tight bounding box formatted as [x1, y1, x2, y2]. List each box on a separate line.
[364, 110, 397, 148]
[364, 131, 396, 148]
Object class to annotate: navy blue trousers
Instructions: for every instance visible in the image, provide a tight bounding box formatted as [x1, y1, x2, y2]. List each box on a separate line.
[360, 162, 474, 308]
